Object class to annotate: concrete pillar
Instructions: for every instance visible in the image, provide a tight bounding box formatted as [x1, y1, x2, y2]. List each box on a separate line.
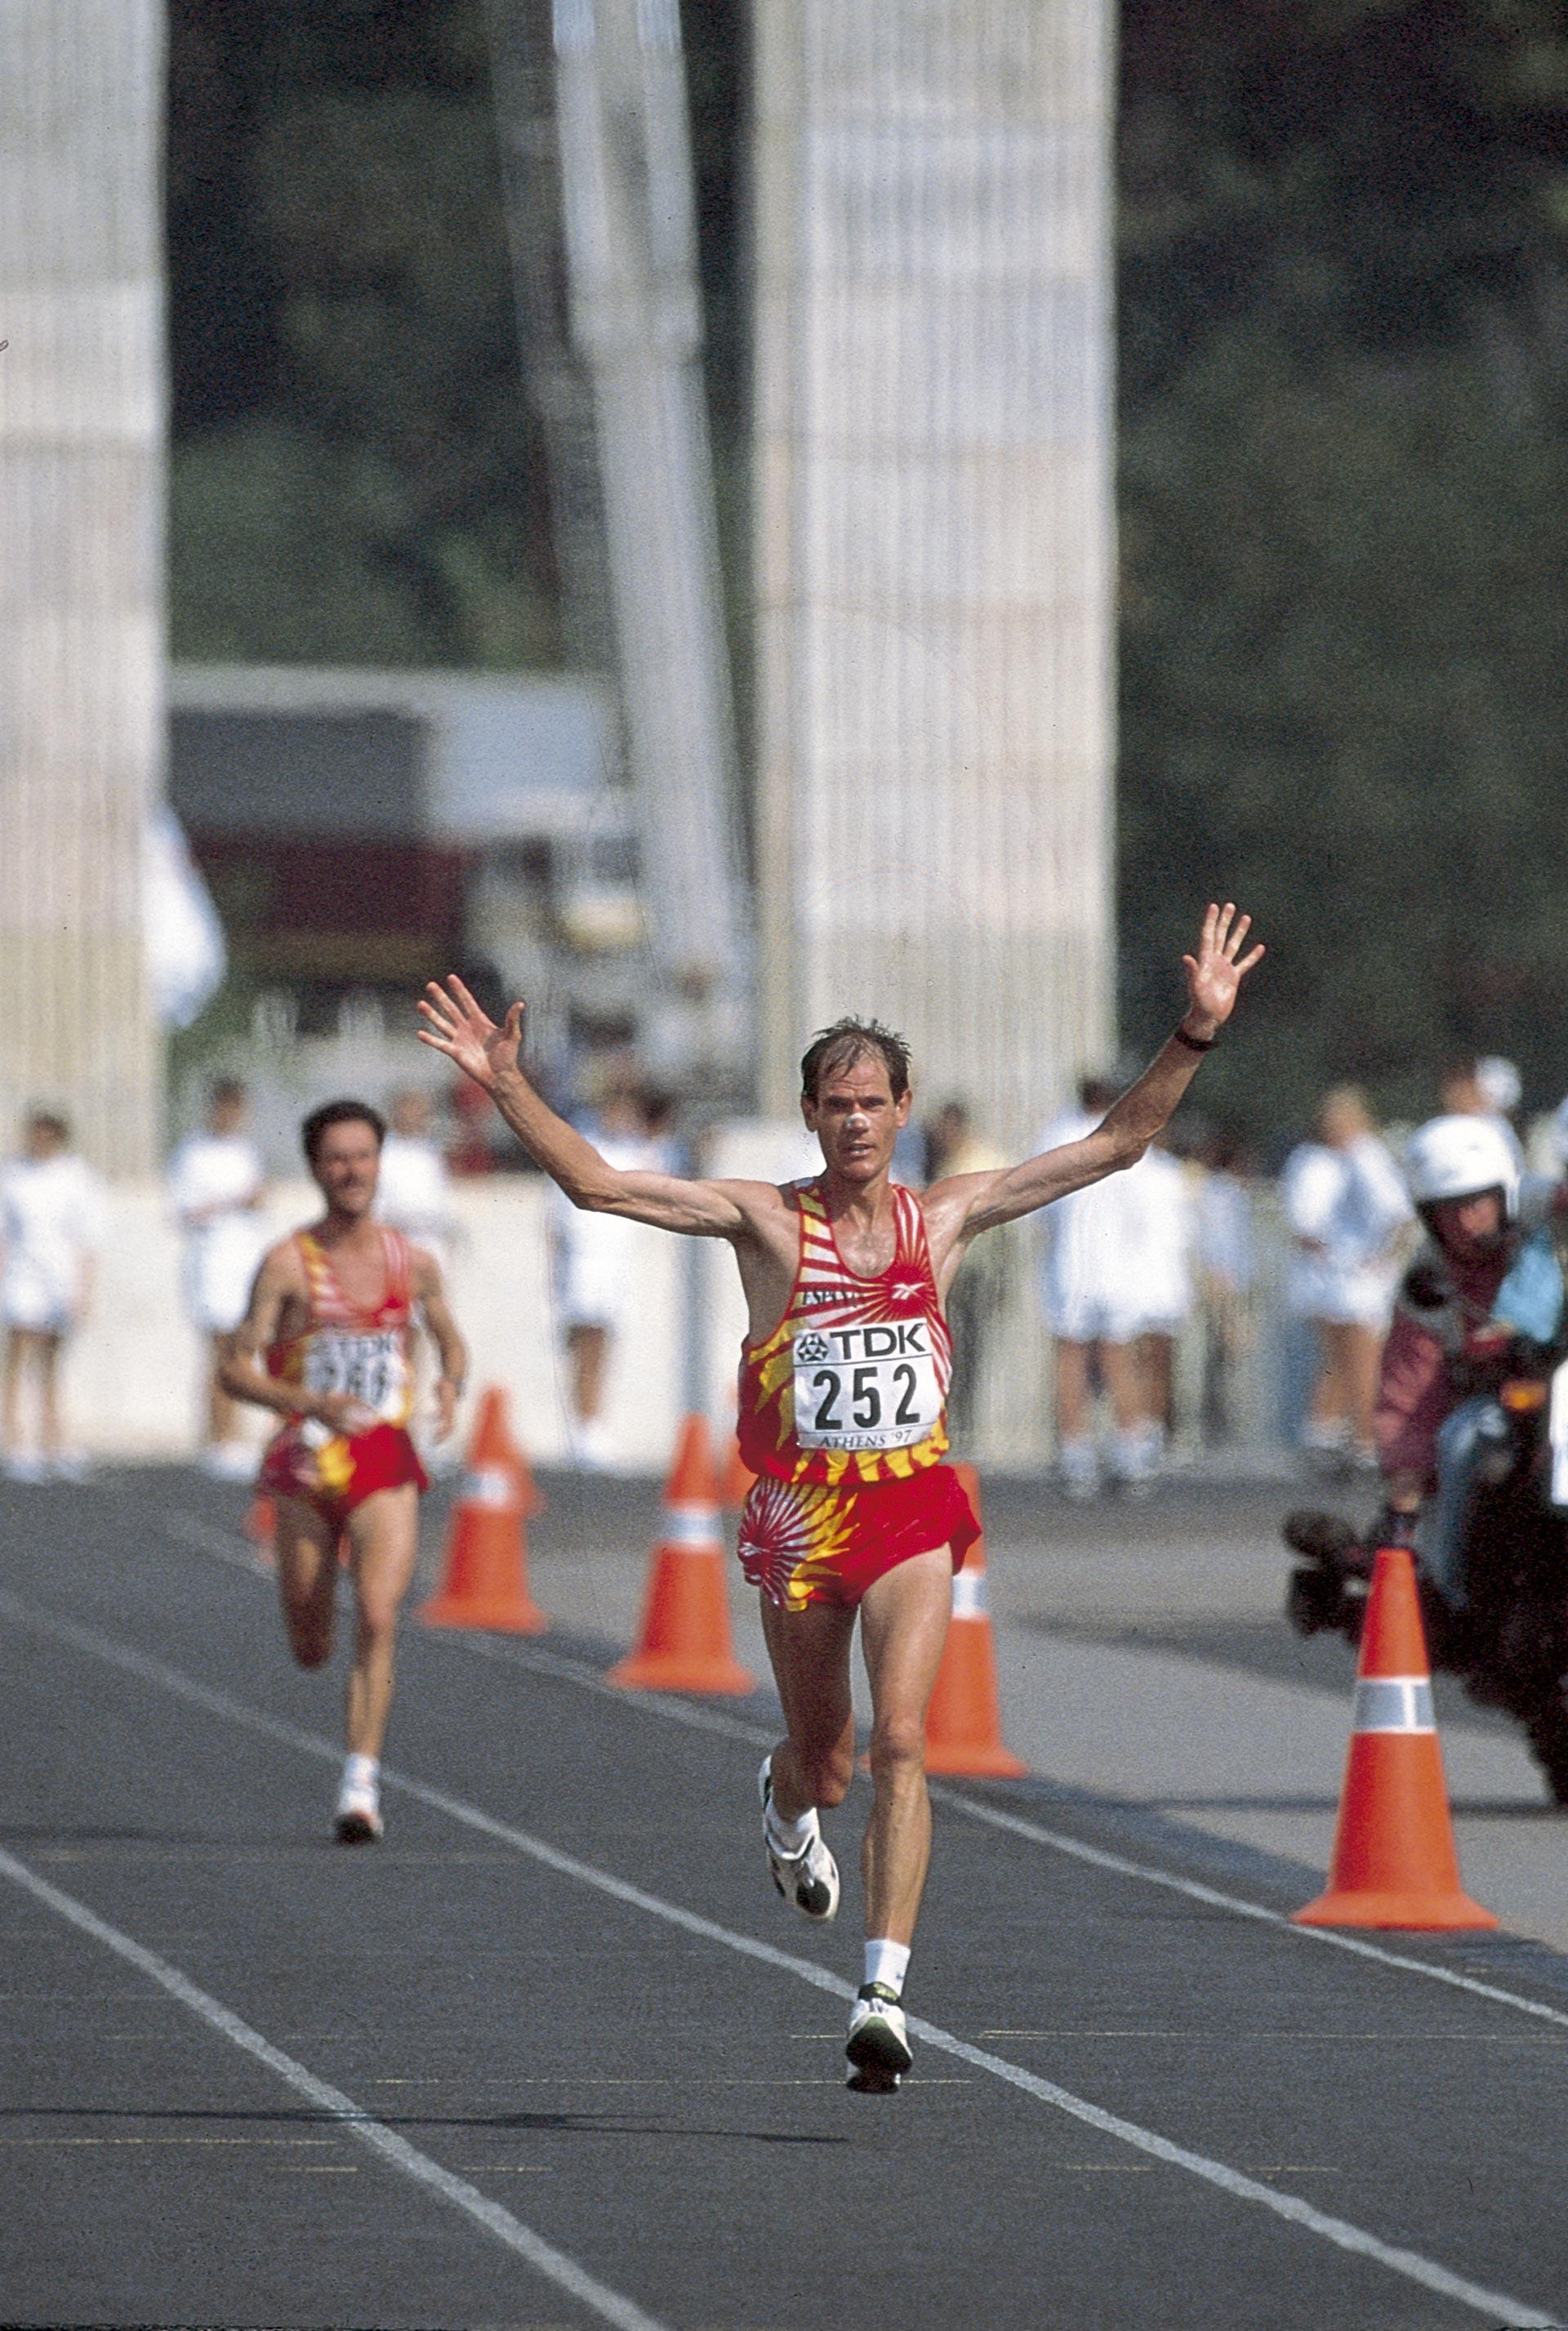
[552, 0, 750, 1050]
[753, 2, 1116, 1460]
[0, 0, 165, 1175]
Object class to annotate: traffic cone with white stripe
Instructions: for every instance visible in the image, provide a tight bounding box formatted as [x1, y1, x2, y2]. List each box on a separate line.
[923, 1463, 1027, 1778]
[420, 1386, 548, 1634]
[608, 1415, 755, 1695]
[1294, 1543, 1495, 1929]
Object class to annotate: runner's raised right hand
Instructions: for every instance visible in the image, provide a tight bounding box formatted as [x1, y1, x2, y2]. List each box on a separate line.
[417, 976, 525, 1092]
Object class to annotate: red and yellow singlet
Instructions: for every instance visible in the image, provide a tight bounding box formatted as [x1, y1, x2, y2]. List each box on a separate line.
[258, 1228, 428, 1522]
[736, 1180, 978, 1610]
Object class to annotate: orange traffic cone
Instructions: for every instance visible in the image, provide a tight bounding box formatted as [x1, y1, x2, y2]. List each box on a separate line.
[1294, 1544, 1496, 1929]
[923, 1464, 1027, 1778]
[608, 1415, 755, 1694]
[420, 1387, 548, 1634]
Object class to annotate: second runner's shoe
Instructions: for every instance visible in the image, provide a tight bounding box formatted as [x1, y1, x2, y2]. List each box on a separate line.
[845, 1982, 912, 2093]
[758, 1757, 840, 1922]
[333, 1777, 384, 1845]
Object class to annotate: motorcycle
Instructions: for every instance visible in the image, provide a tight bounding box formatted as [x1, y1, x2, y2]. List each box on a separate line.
[1285, 1343, 1568, 1805]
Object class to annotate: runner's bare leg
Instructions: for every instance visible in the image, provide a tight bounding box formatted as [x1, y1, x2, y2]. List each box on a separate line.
[858, 1545, 955, 1945]
[341, 1483, 420, 1761]
[275, 1496, 341, 1671]
[760, 1591, 858, 1821]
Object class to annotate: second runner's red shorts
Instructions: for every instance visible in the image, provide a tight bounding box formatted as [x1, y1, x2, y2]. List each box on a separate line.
[258, 1420, 428, 1531]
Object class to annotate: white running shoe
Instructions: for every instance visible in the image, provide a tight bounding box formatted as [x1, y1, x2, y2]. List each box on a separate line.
[332, 1778, 383, 1845]
[845, 1983, 912, 2092]
[757, 1757, 840, 1922]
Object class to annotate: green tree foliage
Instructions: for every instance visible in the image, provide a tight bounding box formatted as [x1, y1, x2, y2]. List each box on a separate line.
[1120, 0, 1568, 1133]
[167, 0, 559, 670]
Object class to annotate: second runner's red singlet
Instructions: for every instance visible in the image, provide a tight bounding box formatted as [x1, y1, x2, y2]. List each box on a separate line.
[258, 1228, 430, 1525]
[736, 1179, 978, 1610]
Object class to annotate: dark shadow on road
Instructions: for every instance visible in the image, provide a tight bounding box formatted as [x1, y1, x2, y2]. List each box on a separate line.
[1, 2104, 851, 2144]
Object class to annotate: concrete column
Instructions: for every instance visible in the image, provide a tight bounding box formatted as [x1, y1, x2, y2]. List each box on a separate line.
[753, 2, 1116, 1460]
[552, 0, 750, 1048]
[0, 0, 165, 1175]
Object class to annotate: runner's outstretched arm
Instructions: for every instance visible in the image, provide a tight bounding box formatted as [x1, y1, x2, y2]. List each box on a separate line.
[933, 903, 1264, 1246]
[417, 977, 766, 1240]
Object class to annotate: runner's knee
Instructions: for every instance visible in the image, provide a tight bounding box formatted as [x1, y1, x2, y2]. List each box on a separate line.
[354, 1596, 403, 1650]
[867, 1713, 926, 1783]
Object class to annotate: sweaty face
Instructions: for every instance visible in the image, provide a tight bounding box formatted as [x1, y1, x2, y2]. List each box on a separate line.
[311, 1123, 381, 1215]
[802, 1055, 911, 1184]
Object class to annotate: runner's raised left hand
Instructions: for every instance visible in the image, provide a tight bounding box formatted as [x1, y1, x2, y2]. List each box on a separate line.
[1182, 903, 1264, 1038]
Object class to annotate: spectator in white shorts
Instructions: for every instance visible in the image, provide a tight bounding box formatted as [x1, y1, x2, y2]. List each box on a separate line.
[1283, 1084, 1411, 1472]
[168, 1079, 269, 1478]
[553, 1076, 672, 1469]
[1134, 1131, 1196, 1451]
[1036, 1075, 1160, 1497]
[1, 1110, 104, 1481]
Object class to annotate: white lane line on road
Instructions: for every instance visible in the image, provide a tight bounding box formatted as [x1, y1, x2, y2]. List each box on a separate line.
[159, 1514, 1568, 2038]
[418, 1588, 1568, 2042]
[0, 1843, 668, 2331]
[0, 1584, 1555, 2330]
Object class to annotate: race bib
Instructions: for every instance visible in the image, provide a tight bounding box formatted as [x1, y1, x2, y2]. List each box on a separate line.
[792, 1317, 942, 1452]
[301, 1329, 405, 1424]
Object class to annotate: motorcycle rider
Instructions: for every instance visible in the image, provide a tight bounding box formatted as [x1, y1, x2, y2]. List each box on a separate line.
[1371, 1114, 1566, 1625]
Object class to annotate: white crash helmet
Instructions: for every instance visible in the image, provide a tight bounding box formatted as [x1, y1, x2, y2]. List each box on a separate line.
[1403, 1113, 1520, 1220]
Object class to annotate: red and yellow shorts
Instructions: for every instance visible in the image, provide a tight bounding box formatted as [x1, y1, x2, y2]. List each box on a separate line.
[737, 1464, 979, 1612]
[259, 1420, 428, 1531]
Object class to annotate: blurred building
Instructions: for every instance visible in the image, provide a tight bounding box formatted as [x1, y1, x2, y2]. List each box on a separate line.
[167, 663, 657, 1148]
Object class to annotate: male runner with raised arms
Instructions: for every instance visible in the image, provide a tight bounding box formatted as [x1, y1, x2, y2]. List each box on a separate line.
[418, 904, 1261, 2086]
[221, 1101, 468, 1843]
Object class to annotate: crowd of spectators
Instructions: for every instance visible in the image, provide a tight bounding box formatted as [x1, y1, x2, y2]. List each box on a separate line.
[0, 1045, 1547, 1486]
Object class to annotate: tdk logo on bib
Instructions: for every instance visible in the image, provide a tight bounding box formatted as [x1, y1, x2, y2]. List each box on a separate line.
[804, 1321, 931, 1363]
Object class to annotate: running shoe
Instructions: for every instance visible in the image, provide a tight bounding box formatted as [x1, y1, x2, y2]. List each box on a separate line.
[757, 1756, 840, 1922]
[332, 1779, 384, 1845]
[845, 1982, 912, 2092]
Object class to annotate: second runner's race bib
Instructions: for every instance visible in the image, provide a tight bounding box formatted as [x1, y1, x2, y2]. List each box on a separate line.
[792, 1319, 942, 1452]
[300, 1328, 407, 1440]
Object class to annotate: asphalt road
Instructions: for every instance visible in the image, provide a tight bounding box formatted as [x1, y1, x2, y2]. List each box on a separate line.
[5, 1466, 1568, 2330]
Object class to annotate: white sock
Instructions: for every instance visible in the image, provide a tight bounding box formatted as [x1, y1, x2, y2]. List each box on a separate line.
[344, 1754, 379, 1798]
[766, 1798, 816, 1856]
[863, 1938, 911, 1996]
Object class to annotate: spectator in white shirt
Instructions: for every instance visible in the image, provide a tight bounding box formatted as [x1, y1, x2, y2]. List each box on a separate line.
[168, 1080, 269, 1478]
[1, 1111, 104, 1481]
[553, 1077, 672, 1469]
[376, 1089, 457, 1271]
[1036, 1075, 1161, 1497]
[1134, 1133, 1196, 1447]
[1282, 1085, 1412, 1471]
